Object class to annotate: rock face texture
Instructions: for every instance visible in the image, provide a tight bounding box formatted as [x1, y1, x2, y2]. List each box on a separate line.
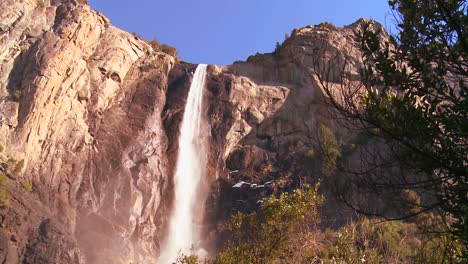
[0, 0, 378, 263]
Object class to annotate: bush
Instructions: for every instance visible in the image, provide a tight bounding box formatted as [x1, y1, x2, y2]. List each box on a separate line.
[12, 159, 24, 177]
[318, 124, 342, 176]
[149, 38, 161, 50]
[5, 158, 16, 170]
[317, 22, 337, 30]
[217, 184, 323, 264]
[160, 44, 179, 58]
[306, 148, 315, 159]
[148, 38, 179, 59]
[4, 158, 25, 177]
[322, 218, 463, 264]
[13, 90, 22, 101]
[0, 171, 9, 209]
[168, 192, 462, 263]
[274, 42, 281, 52]
[22, 181, 33, 192]
[175, 251, 211, 264]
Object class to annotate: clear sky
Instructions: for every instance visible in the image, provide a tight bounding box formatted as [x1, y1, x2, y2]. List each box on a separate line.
[88, 0, 392, 66]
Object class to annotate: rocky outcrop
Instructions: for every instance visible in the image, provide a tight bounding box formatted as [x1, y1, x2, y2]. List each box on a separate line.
[0, 0, 176, 263]
[0, 0, 380, 263]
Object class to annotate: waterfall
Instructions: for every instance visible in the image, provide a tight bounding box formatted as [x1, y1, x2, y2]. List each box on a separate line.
[159, 64, 209, 262]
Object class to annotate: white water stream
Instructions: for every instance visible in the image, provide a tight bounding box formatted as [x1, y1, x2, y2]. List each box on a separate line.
[159, 64, 209, 263]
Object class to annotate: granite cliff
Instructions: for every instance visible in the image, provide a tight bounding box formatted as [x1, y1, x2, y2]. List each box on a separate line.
[0, 0, 380, 263]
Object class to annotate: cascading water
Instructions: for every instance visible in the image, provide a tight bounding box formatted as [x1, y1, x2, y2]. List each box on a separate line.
[159, 64, 209, 263]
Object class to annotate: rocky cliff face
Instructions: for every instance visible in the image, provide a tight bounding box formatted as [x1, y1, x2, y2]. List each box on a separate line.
[0, 0, 378, 263]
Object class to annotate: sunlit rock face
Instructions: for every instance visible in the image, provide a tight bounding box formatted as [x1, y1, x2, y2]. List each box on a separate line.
[0, 0, 174, 263]
[0, 0, 374, 263]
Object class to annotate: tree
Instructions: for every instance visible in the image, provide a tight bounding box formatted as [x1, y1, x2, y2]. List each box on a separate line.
[317, 124, 343, 177]
[315, 0, 467, 257]
[216, 184, 323, 264]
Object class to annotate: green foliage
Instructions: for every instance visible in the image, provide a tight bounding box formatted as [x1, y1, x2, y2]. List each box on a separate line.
[131, 32, 143, 39]
[354, 0, 468, 250]
[12, 90, 22, 101]
[295, 140, 305, 148]
[415, 232, 464, 264]
[306, 148, 316, 159]
[12, 159, 24, 177]
[37, 0, 46, 8]
[316, 0, 467, 255]
[400, 189, 421, 215]
[216, 183, 323, 264]
[327, 221, 382, 264]
[160, 44, 179, 58]
[213, 187, 460, 263]
[22, 180, 32, 192]
[3, 158, 25, 178]
[0, 171, 9, 209]
[149, 38, 161, 50]
[175, 252, 207, 264]
[5, 158, 16, 171]
[316, 218, 463, 264]
[149, 37, 179, 59]
[275, 42, 281, 52]
[318, 22, 337, 30]
[176, 194, 462, 263]
[318, 124, 342, 176]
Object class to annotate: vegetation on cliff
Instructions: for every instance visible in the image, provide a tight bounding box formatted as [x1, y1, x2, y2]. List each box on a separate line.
[0, 171, 8, 209]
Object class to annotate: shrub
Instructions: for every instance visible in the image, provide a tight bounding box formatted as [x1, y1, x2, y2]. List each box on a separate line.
[4, 158, 25, 177]
[37, 0, 46, 7]
[22, 181, 33, 192]
[275, 42, 281, 52]
[323, 218, 463, 263]
[317, 22, 337, 30]
[148, 38, 179, 60]
[0, 171, 9, 209]
[160, 44, 178, 58]
[131, 32, 143, 39]
[13, 90, 22, 101]
[175, 251, 211, 264]
[149, 38, 161, 50]
[306, 148, 315, 159]
[295, 140, 305, 148]
[12, 159, 24, 177]
[5, 158, 16, 170]
[170, 192, 462, 263]
[318, 124, 342, 176]
[217, 184, 323, 264]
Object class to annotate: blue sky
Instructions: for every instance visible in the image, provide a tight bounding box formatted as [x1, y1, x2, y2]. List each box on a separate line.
[88, 0, 392, 66]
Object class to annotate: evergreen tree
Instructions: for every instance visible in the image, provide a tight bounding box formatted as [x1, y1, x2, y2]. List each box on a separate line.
[318, 0, 467, 257]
